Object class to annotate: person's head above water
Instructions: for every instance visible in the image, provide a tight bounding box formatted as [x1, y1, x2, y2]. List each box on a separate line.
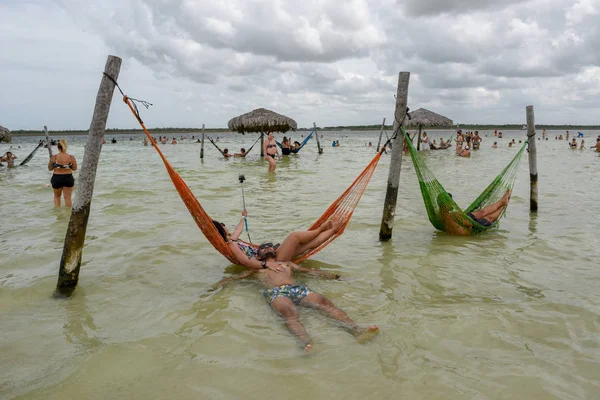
[212, 220, 228, 240]
[437, 192, 454, 212]
[257, 242, 277, 260]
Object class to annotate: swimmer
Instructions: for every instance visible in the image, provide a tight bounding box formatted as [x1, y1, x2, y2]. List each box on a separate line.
[215, 240, 379, 351]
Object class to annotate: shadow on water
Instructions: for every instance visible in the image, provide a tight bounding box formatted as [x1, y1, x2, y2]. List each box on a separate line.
[173, 264, 249, 337]
[377, 240, 400, 302]
[60, 288, 103, 353]
[528, 211, 538, 236]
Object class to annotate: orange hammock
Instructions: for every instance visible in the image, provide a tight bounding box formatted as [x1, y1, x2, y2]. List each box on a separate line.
[123, 95, 386, 264]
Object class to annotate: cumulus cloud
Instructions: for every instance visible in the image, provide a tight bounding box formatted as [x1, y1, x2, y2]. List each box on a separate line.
[0, 0, 599, 130]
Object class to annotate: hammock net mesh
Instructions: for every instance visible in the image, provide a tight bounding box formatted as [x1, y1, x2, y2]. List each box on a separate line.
[124, 96, 384, 264]
[402, 127, 527, 234]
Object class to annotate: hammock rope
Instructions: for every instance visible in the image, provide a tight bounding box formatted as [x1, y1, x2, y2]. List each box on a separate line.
[242, 135, 262, 156]
[113, 79, 388, 264]
[206, 136, 227, 156]
[207, 135, 261, 157]
[402, 127, 527, 234]
[276, 128, 316, 154]
[18, 141, 44, 166]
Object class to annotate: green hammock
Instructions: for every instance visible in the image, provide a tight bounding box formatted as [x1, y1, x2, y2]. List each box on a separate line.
[402, 128, 527, 234]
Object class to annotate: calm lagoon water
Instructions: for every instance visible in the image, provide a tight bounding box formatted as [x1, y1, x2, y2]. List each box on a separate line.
[1, 129, 599, 399]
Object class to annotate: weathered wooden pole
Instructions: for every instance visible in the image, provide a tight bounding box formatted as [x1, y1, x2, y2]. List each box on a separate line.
[260, 132, 265, 157]
[416, 125, 423, 151]
[314, 122, 323, 154]
[526, 105, 538, 212]
[379, 72, 410, 241]
[54, 55, 122, 298]
[200, 123, 205, 159]
[376, 117, 386, 152]
[44, 125, 52, 157]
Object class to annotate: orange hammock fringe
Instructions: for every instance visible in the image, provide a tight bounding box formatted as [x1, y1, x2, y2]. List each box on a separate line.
[123, 95, 385, 264]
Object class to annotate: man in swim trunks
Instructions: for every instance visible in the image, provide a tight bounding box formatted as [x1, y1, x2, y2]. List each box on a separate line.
[255, 243, 379, 351]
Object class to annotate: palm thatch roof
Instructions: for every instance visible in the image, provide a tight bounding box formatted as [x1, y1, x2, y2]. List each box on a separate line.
[228, 108, 297, 134]
[0, 125, 10, 143]
[403, 108, 453, 128]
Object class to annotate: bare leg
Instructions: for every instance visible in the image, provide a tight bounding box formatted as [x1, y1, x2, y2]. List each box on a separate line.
[63, 187, 74, 208]
[53, 188, 62, 208]
[292, 217, 345, 258]
[271, 297, 312, 351]
[301, 292, 379, 343]
[470, 189, 510, 220]
[266, 155, 276, 172]
[275, 221, 332, 261]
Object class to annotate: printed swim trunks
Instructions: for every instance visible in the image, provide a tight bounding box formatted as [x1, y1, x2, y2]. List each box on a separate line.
[263, 284, 312, 305]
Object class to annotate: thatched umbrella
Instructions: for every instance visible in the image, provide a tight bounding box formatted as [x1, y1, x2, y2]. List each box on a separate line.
[228, 108, 297, 156]
[403, 108, 453, 150]
[228, 108, 297, 134]
[0, 125, 11, 143]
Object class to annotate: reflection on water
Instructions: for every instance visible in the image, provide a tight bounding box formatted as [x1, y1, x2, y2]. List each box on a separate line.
[1, 130, 599, 399]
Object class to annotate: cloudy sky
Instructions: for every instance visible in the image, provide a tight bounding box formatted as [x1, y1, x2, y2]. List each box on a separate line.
[1, 0, 599, 130]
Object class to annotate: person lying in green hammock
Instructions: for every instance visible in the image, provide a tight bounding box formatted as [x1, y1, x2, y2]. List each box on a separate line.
[438, 190, 511, 236]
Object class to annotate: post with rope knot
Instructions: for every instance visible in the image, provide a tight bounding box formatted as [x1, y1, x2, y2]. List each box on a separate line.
[54, 55, 122, 298]
[379, 71, 410, 241]
[526, 105, 538, 212]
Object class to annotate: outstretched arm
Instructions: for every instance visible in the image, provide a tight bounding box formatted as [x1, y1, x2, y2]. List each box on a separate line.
[229, 210, 247, 240]
[289, 262, 340, 280]
[210, 270, 257, 292]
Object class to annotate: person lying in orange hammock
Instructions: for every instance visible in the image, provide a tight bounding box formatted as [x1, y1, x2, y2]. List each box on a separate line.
[212, 210, 344, 271]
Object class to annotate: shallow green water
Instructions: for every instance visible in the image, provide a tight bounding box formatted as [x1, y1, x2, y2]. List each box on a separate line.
[1, 130, 599, 399]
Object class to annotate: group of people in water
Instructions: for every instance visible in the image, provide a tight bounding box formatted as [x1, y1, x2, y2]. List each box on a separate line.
[454, 130, 483, 157]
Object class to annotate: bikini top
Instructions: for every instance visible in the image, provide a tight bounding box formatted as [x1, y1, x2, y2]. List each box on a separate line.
[232, 240, 257, 259]
[52, 155, 73, 169]
[267, 144, 276, 148]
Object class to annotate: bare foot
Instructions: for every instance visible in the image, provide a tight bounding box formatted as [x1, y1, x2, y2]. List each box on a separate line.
[320, 219, 333, 232]
[502, 189, 512, 205]
[304, 343, 313, 353]
[354, 325, 379, 344]
[331, 215, 345, 233]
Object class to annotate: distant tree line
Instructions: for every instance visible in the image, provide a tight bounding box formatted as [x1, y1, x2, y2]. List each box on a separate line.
[10, 124, 600, 136]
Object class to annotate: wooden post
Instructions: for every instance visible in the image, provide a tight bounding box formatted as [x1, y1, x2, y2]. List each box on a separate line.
[526, 105, 538, 212]
[260, 132, 264, 157]
[200, 123, 205, 159]
[314, 122, 323, 154]
[379, 72, 410, 241]
[54, 55, 122, 298]
[376, 117, 386, 152]
[416, 125, 422, 151]
[44, 125, 52, 157]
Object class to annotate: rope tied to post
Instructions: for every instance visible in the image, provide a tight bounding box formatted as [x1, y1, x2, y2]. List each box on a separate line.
[102, 72, 153, 124]
[379, 106, 410, 151]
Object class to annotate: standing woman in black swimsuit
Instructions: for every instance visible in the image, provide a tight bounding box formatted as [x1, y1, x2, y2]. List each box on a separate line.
[263, 132, 279, 172]
[48, 139, 78, 207]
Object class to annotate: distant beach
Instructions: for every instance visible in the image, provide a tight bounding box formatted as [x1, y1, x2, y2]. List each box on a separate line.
[8, 124, 600, 136]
